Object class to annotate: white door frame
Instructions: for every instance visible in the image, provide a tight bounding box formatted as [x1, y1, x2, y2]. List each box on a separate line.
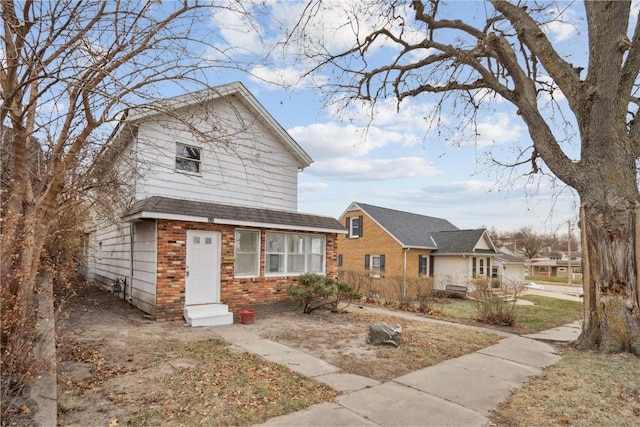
[185, 230, 221, 306]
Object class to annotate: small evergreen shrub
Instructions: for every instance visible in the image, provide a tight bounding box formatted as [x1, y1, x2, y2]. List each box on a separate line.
[287, 274, 361, 314]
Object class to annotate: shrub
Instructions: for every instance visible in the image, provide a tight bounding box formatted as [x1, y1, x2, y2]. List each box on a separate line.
[469, 278, 523, 326]
[287, 274, 361, 314]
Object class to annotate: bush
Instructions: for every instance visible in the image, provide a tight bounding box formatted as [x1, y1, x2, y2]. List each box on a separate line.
[469, 278, 523, 326]
[287, 274, 361, 314]
[337, 269, 435, 309]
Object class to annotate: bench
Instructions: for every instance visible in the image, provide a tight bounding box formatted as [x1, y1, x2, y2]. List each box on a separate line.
[444, 284, 468, 299]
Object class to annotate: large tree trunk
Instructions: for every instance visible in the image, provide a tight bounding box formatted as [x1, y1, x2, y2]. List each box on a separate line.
[576, 194, 640, 354]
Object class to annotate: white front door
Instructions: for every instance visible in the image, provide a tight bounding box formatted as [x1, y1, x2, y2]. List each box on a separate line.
[185, 230, 221, 306]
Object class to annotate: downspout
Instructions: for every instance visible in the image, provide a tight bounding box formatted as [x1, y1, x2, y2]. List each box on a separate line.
[403, 247, 409, 299]
[129, 223, 134, 303]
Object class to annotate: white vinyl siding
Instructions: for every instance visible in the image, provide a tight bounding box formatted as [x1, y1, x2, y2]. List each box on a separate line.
[132, 221, 157, 314]
[265, 232, 325, 276]
[94, 221, 131, 284]
[433, 256, 470, 290]
[134, 98, 300, 211]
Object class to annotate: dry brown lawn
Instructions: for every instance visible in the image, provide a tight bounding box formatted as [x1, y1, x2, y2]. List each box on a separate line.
[53, 282, 501, 426]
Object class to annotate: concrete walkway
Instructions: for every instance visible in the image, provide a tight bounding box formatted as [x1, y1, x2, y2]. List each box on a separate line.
[213, 307, 581, 427]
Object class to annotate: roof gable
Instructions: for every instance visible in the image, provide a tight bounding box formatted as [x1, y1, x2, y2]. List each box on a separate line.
[341, 202, 499, 254]
[347, 202, 459, 248]
[430, 229, 497, 254]
[104, 81, 312, 169]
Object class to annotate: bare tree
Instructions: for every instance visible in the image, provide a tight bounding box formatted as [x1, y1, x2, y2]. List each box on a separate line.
[285, 0, 640, 353]
[514, 226, 546, 260]
[0, 0, 249, 394]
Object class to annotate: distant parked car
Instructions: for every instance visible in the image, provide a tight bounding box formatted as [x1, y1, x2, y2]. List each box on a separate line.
[525, 282, 544, 290]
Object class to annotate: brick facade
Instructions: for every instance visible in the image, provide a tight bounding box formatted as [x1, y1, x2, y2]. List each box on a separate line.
[154, 219, 339, 321]
[338, 209, 433, 278]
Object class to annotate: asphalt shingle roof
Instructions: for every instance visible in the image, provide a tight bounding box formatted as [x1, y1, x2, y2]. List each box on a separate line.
[429, 229, 489, 254]
[354, 202, 458, 248]
[124, 196, 346, 232]
[353, 202, 497, 254]
[496, 252, 526, 263]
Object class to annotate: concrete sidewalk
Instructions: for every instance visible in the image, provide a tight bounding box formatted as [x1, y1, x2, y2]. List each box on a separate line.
[213, 308, 579, 427]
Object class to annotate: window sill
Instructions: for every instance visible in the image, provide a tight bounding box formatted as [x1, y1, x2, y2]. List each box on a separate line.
[175, 169, 202, 176]
[265, 272, 326, 278]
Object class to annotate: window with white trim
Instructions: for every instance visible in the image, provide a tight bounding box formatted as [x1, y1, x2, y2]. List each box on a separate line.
[234, 230, 259, 277]
[265, 232, 325, 276]
[365, 254, 385, 278]
[176, 143, 201, 173]
[419, 255, 429, 275]
[350, 217, 360, 237]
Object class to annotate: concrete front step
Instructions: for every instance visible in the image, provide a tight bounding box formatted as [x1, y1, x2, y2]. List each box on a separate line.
[183, 304, 233, 326]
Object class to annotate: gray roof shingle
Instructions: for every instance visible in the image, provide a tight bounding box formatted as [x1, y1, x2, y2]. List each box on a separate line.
[496, 252, 526, 263]
[430, 229, 490, 254]
[353, 202, 497, 254]
[124, 196, 346, 232]
[354, 202, 457, 248]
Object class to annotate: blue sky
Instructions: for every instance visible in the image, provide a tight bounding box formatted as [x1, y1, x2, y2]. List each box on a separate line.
[199, 0, 630, 233]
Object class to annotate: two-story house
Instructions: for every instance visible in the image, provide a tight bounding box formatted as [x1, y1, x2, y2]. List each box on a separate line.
[338, 202, 525, 288]
[84, 82, 346, 326]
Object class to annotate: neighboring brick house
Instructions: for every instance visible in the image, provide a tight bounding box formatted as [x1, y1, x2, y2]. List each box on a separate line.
[84, 82, 345, 326]
[337, 202, 525, 289]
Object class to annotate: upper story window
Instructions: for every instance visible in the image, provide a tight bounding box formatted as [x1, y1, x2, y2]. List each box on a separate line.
[234, 230, 260, 277]
[346, 215, 363, 238]
[265, 232, 325, 276]
[176, 143, 201, 173]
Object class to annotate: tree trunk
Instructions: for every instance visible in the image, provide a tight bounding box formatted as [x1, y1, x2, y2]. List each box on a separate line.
[576, 196, 640, 354]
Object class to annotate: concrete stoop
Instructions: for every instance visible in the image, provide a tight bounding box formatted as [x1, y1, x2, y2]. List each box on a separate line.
[183, 303, 233, 326]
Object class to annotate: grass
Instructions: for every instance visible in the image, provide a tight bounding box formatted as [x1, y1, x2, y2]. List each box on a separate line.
[431, 294, 582, 334]
[513, 295, 582, 333]
[526, 275, 582, 286]
[129, 338, 337, 426]
[492, 350, 640, 426]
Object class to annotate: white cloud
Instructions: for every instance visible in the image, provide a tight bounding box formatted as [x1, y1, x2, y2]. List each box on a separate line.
[473, 88, 507, 105]
[537, 74, 567, 103]
[321, 96, 440, 142]
[421, 180, 496, 197]
[541, 5, 579, 42]
[304, 156, 441, 181]
[289, 122, 404, 160]
[37, 99, 67, 115]
[475, 114, 523, 147]
[450, 113, 523, 148]
[543, 20, 576, 42]
[249, 65, 328, 89]
[206, 1, 277, 60]
[298, 182, 328, 192]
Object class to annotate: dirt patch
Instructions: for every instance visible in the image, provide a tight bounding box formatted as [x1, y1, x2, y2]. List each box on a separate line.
[245, 308, 501, 382]
[57, 283, 234, 426]
[56, 282, 501, 425]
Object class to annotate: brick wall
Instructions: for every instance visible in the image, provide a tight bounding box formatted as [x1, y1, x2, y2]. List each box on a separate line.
[155, 219, 339, 321]
[337, 210, 432, 278]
